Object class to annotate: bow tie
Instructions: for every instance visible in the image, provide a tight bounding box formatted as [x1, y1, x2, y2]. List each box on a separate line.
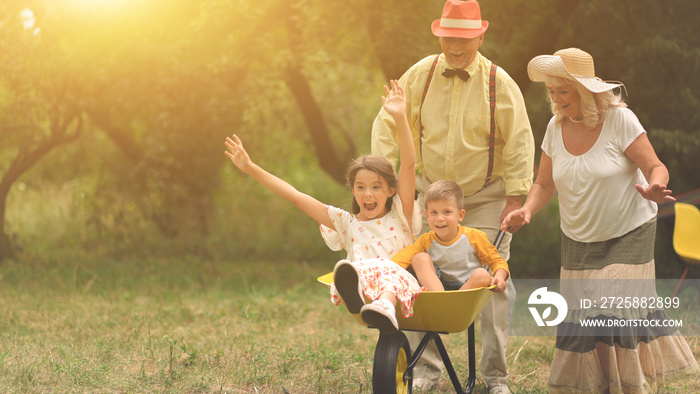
[442, 68, 470, 82]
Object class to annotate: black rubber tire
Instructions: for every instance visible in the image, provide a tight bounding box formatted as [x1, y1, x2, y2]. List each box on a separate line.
[372, 331, 412, 394]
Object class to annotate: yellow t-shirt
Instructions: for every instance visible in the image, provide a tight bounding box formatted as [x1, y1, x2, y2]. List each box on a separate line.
[391, 225, 509, 284]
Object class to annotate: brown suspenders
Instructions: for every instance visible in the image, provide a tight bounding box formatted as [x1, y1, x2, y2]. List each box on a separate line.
[419, 56, 498, 187]
[486, 62, 497, 184]
[418, 55, 441, 160]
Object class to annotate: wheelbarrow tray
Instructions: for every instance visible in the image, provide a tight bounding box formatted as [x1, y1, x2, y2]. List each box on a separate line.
[317, 272, 494, 333]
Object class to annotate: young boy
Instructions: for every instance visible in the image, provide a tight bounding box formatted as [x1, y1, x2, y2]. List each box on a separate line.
[395, 179, 509, 292]
[359, 179, 509, 332]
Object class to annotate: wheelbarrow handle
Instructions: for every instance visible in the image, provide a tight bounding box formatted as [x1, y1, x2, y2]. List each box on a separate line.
[493, 229, 505, 249]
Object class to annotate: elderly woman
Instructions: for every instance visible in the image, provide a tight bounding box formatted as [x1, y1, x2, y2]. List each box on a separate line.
[503, 48, 698, 393]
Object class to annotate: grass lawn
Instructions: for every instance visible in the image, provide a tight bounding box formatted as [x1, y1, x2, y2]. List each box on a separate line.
[1, 256, 698, 393]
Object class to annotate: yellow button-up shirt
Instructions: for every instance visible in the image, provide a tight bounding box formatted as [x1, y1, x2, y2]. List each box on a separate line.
[372, 52, 534, 197]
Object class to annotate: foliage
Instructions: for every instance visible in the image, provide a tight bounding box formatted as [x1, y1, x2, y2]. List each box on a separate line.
[481, 0, 700, 275]
[509, 200, 562, 279]
[0, 3, 86, 259]
[0, 0, 698, 274]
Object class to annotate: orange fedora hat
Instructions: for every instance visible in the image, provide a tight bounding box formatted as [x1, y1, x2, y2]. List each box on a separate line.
[431, 0, 489, 39]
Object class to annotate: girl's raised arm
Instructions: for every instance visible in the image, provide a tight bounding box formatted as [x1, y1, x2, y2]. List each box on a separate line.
[225, 134, 334, 229]
[382, 80, 416, 226]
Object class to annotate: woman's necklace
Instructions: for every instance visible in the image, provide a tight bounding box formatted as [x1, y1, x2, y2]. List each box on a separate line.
[568, 117, 585, 123]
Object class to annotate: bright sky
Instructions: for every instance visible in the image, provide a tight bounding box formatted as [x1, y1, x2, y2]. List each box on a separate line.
[20, 0, 144, 36]
[20, 8, 40, 36]
[20, 8, 35, 29]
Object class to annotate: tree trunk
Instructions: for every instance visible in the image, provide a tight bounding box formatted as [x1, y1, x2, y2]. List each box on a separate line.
[0, 181, 12, 262]
[0, 115, 82, 262]
[284, 67, 351, 185]
[281, 3, 355, 185]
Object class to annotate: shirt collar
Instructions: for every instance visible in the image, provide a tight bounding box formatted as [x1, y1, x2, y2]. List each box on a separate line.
[439, 51, 483, 81]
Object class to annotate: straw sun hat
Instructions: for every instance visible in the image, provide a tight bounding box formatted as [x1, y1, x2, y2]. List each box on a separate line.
[527, 48, 623, 93]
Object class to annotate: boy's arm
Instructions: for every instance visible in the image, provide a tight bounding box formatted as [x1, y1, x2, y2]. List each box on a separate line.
[489, 269, 508, 293]
[391, 233, 432, 269]
[468, 229, 510, 278]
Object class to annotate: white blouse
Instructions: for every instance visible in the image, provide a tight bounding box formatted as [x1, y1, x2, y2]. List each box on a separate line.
[319, 197, 422, 261]
[542, 107, 657, 242]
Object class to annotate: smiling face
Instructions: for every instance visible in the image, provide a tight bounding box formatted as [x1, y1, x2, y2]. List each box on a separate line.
[425, 198, 466, 242]
[439, 35, 484, 70]
[547, 83, 582, 120]
[351, 169, 395, 221]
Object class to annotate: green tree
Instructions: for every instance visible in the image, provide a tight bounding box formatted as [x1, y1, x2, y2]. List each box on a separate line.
[0, 4, 86, 260]
[1, 0, 698, 270]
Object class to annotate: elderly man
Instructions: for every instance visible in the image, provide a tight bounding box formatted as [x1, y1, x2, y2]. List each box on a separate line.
[371, 1, 534, 392]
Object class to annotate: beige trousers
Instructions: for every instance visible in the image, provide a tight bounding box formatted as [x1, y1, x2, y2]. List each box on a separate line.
[409, 176, 516, 388]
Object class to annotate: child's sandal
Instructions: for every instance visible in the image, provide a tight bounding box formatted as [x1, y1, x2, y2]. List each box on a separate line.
[333, 260, 364, 314]
[361, 299, 399, 334]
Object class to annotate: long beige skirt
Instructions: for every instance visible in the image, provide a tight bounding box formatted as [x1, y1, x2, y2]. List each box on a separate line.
[548, 220, 699, 393]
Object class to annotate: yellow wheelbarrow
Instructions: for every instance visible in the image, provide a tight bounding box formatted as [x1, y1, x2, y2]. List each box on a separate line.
[317, 231, 505, 394]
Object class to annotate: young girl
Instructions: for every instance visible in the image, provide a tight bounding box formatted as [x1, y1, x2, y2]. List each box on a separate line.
[225, 80, 423, 333]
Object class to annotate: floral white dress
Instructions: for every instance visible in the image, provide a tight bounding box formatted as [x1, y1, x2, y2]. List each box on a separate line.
[320, 197, 424, 317]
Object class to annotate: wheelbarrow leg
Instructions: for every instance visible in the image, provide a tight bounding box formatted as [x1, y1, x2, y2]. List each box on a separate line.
[402, 323, 478, 394]
[435, 323, 476, 394]
[434, 333, 478, 394]
[465, 322, 476, 393]
[406, 331, 437, 372]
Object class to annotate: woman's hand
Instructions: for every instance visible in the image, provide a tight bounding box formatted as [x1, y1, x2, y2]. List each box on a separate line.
[501, 208, 530, 233]
[635, 183, 676, 204]
[224, 134, 253, 173]
[381, 79, 406, 118]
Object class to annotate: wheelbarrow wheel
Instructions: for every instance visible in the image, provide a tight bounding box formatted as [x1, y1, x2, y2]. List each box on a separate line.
[373, 331, 412, 394]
